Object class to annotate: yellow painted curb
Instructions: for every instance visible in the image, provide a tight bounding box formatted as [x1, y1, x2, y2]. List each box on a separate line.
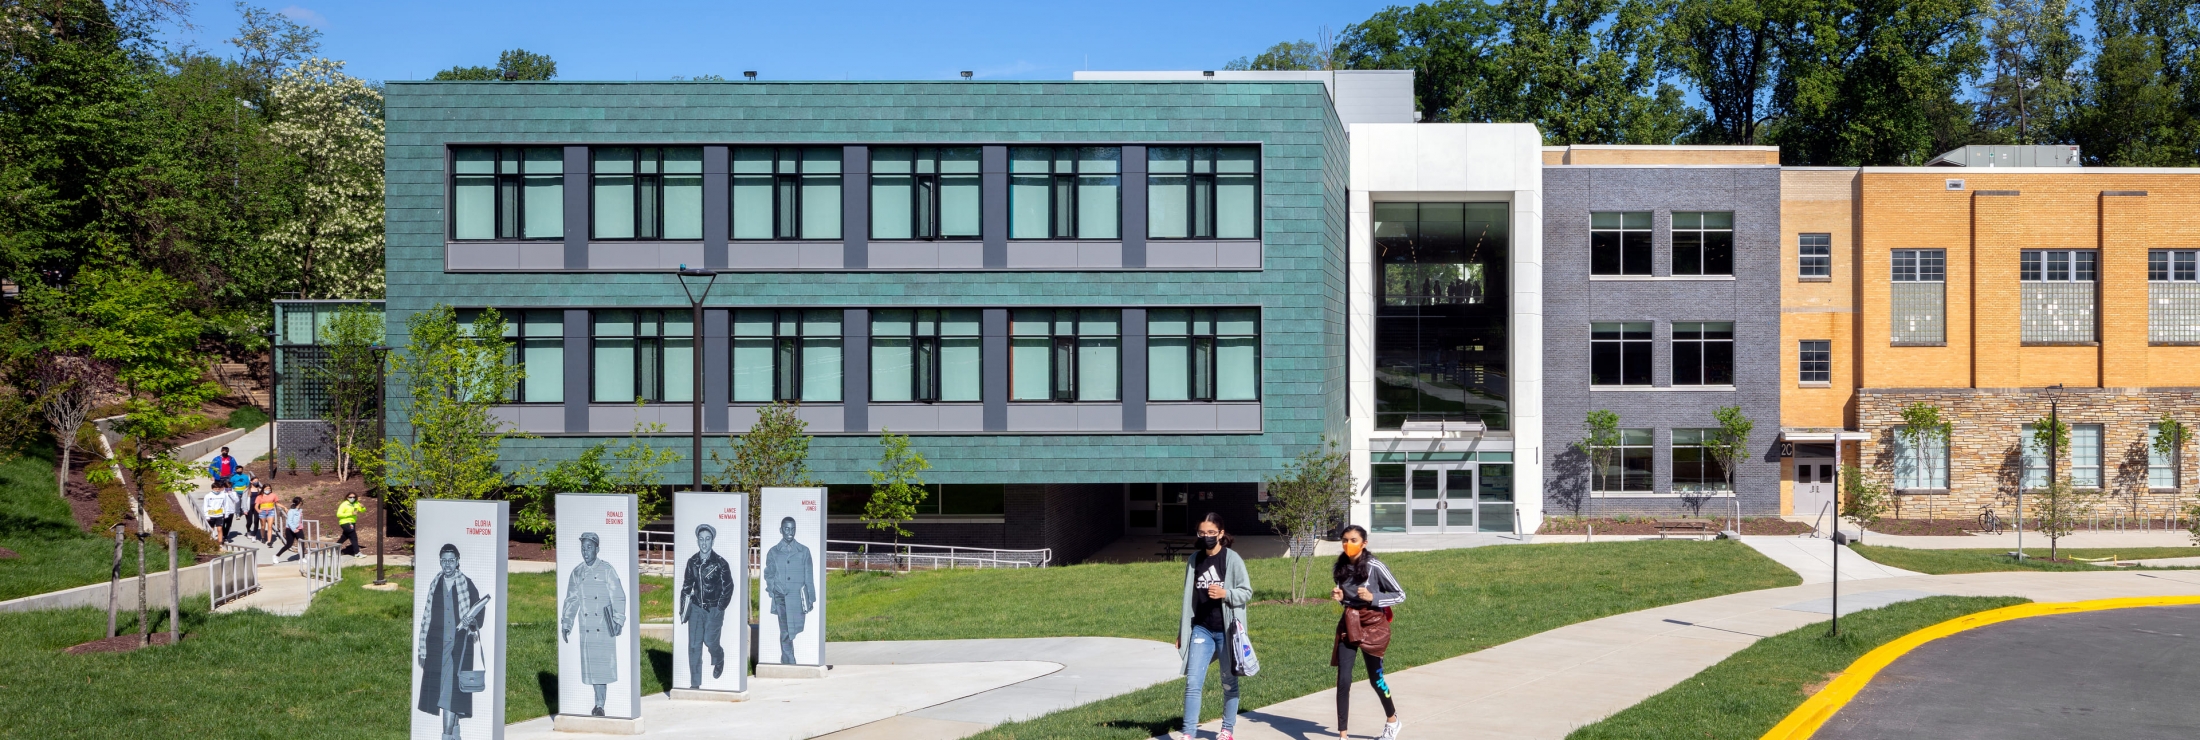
[1760, 594, 2200, 740]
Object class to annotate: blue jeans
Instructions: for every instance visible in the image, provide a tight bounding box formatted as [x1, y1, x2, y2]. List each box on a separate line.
[1183, 624, 1239, 737]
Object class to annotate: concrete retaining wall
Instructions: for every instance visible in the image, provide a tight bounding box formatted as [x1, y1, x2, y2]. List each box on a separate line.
[0, 559, 220, 614]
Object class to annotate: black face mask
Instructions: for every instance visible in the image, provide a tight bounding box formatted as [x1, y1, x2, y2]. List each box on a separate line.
[1197, 535, 1220, 550]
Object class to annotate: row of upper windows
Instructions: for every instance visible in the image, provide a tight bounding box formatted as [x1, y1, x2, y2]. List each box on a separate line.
[469, 307, 1260, 406]
[448, 145, 1260, 243]
[1588, 321, 1733, 387]
[1801, 244, 2200, 282]
[1591, 211, 1734, 276]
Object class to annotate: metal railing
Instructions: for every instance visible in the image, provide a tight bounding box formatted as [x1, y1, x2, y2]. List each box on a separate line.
[640, 530, 676, 575]
[300, 542, 342, 592]
[301, 518, 323, 543]
[633, 532, 1053, 575]
[209, 548, 260, 608]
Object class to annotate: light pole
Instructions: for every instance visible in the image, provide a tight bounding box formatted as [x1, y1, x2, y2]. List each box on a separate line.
[674, 266, 720, 496]
[2021, 384, 2065, 560]
[370, 344, 391, 586]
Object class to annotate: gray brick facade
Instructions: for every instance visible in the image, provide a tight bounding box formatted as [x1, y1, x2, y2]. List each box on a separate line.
[1541, 166, 1783, 517]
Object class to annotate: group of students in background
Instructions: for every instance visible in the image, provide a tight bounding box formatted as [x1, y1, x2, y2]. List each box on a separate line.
[199, 447, 368, 560]
[1178, 515, 1406, 740]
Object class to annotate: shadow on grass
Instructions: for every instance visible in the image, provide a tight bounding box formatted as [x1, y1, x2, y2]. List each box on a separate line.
[647, 646, 672, 691]
[536, 670, 558, 715]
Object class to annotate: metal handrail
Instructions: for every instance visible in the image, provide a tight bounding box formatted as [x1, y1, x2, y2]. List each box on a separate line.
[638, 530, 1052, 572]
[209, 549, 259, 608]
[300, 542, 342, 592]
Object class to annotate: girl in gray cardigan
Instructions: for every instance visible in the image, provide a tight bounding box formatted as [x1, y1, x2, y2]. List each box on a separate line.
[1178, 513, 1253, 740]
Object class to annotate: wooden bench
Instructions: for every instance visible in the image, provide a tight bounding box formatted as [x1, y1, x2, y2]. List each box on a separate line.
[1654, 518, 1715, 539]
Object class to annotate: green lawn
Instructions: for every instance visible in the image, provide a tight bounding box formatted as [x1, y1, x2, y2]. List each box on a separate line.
[955, 540, 1799, 740]
[1567, 596, 2028, 740]
[0, 446, 186, 602]
[1851, 544, 2200, 575]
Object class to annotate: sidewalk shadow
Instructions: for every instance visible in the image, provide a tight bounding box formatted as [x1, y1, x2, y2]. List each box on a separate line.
[1236, 711, 1336, 740]
[646, 646, 672, 691]
[536, 671, 559, 715]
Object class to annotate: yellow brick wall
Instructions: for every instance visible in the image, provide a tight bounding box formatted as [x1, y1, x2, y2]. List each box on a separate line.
[1782, 169, 1861, 432]
[1550, 146, 1782, 165]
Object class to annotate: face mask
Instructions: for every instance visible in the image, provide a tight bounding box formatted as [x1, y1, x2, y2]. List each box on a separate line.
[1197, 535, 1220, 550]
[1343, 542, 1364, 558]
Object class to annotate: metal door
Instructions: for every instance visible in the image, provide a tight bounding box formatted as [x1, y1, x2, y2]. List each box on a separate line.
[1443, 468, 1476, 531]
[1408, 464, 1476, 533]
[1794, 458, 1836, 520]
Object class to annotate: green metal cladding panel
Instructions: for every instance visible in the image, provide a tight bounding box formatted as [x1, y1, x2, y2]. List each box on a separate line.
[383, 80, 1347, 485]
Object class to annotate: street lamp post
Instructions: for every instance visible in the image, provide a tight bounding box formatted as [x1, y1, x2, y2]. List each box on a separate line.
[675, 267, 720, 496]
[370, 344, 391, 586]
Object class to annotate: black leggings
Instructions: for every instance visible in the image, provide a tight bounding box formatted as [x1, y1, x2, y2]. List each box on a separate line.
[1336, 642, 1396, 730]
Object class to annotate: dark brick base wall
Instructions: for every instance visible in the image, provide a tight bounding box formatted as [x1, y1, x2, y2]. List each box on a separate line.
[822, 480, 1266, 565]
[1041, 483, 1125, 565]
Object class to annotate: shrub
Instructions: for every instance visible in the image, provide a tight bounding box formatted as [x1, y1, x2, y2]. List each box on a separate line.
[225, 406, 270, 430]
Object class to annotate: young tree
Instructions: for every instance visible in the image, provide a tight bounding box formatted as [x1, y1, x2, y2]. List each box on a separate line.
[2030, 414, 2098, 560]
[380, 306, 525, 515]
[1897, 402, 1952, 521]
[2152, 413, 2187, 494]
[32, 351, 116, 495]
[706, 401, 820, 539]
[1707, 405, 1754, 505]
[514, 411, 683, 537]
[862, 429, 931, 546]
[313, 304, 382, 481]
[1574, 409, 1621, 516]
[266, 58, 385, 299]
[1839, 463, 1890, 542]
[1260, 438, 1354, 601]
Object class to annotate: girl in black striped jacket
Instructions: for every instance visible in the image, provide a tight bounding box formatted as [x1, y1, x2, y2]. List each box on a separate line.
[1331, 525, 1405, 740]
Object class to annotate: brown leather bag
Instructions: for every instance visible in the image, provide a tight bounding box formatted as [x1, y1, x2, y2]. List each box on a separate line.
[1334, 606, 1393, 663]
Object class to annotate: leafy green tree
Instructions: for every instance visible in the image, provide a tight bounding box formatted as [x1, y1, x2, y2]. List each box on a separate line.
[1839, 463, 1890, 541]
[2154, 413, 2188, 494]
[1260, 438, 1354, 600]
[705, 401, 820, 539]
[1225, 35, 1335, 71]
[225, 1, 322, 114]
[1487, 0, 1703, 144]
[314, 304, 382, 481]
[1897, 402, 1952, 520]
[862, 429, 930, 544]
[33, 350, 116, 495]
[1706, 405, 1754, 503]
[1975, 0, 2084, 145]
[514, 410, 683, 537]
[434, 48, 559, 81]
[1659, 0, 1781, 144]
[1333, 0, 1502, 122]
[1575, 409, 1621, 515]
[0, 0, 146, 287]
[380, 306, 526, 515]
[267, 57, 385, 299]
[2074, 1, 2199, 167]
[1766, 0, 1990, 165]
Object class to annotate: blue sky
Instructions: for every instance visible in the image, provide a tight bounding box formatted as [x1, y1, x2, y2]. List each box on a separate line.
[158, 0, 1399, 84]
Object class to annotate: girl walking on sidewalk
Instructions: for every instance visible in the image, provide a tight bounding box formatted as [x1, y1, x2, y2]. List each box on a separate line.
[1332, 525, 1405, 740]
[1178, 513, 1252, 740]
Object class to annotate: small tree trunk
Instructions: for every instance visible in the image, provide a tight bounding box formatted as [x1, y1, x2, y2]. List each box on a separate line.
[136, 521, 148, 646]
[57, 442, 73, 498]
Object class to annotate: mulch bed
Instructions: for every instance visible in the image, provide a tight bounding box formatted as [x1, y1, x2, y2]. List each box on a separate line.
[1863, 519, 1976, 537]
[1537, 518, 1815, 536]
[64, 632, 186, 654]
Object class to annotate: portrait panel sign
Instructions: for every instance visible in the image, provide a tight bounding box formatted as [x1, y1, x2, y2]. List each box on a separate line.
[555, 493, 640, 720]
[673, 491, 748, 693]
[757, 487, 826, 667]
[411, 499, 509, 740]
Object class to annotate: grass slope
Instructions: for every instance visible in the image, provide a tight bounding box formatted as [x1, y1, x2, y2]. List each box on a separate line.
[1567, 596, 2029, 740]
[0, 567, 675, 739]
[954, 540, 1799, 740]
[0, 447, 184, 602]
[1852, 544, 2200, 575]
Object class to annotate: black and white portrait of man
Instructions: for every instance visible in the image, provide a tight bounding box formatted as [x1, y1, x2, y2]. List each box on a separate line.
[678, 523, 734, 687]
[762, 515, 815, 665]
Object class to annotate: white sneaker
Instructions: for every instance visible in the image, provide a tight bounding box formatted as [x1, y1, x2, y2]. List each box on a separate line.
[1381, 721, 1402, 740]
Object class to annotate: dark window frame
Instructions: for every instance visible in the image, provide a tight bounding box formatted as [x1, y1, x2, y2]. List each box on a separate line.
[1009, 308, 1121, 403]
[449, 146, 563, 241]
[730, 146, 843, 241]
[1892, 249, 1947, 282]
[589, 146, 703, 241]
[1671, 212, 1735, 276]
[869, 308, 981, 403]
[1799, 233, 1832, 278]
[1799, 339, 1831, 384]
[870, 146, 982, 241]
[1148, 308, 1262, 403]
[1009, 146, 1122, 240]
[2019, 250, 2097, 282]
[1671, 321, 1735, 386]
[731, 309, 841, 403]
[590, 309, 682, 404]
[1590, 321, 1653, 386]
[2149, 250, 2199, 281]
[1590, 212, 1652, 276]
[1146, 146, 1261, 241]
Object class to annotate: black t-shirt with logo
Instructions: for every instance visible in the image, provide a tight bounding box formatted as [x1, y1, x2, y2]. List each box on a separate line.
[1192, 551, 1227, 632]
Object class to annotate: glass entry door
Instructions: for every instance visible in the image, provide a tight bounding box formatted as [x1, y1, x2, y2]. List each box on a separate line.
[1407, 464, 1477, 533]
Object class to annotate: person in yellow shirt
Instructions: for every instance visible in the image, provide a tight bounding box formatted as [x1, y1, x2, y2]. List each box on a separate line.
[336, 492, 365, 557]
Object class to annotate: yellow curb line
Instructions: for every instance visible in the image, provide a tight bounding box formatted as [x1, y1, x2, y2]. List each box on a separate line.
[1760, 594, 2200, 740]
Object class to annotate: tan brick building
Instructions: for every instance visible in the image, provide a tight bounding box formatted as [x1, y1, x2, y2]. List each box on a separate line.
[1781, 153, 2200, 521]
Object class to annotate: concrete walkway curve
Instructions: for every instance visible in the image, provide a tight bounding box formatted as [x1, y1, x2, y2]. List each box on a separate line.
[1193, 571, 2200, 740]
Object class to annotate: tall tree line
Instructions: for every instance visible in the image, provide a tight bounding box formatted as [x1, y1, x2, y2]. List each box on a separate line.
[1231, 0, 2200, 166]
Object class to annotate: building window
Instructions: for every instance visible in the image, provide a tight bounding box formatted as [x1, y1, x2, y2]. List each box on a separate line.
[1671, 212, 1734, 276]
[592, 310, 693, 403]
[731, 309, 841, 402]
[1798, 340, 1830, 384]
[870, 309, 981, 402]
[1590, 211, 1651, 276]
[1148, 308, 1259, 402]
[457, 309, 563, 403]
[871, 147, 980, 240]
[827, 483, 1006, 517]
[2147, 250, 2200, 343]
[1147, 146, 1257, 240]
[1596, 428, 1653, 492]
[1373, 202, 1510, 429]
[1370, 464, 1406, 532]
[1010, 309, 1119, 402]
[1010, 147, 1120, 240]
[1590, 322, 1651, 386]
[451, 147, 563, 240]
[1890, 249, 1947, 345]
[590, 147, 702, 240]
[1799, 233, 1831, 278]
[731, 147, 842, 240]
[2020, 249, 2097, 343]
[1671, 321, 1734, 386]
[1671, 429, 1729, 493]
[2021, 423, 2103, 488]
[2150, 424, 2178, 488]
[1891, 427, 1948, 490]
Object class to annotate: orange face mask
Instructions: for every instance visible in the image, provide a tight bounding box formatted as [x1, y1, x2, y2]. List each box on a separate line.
[1342, 542, 1364, 558]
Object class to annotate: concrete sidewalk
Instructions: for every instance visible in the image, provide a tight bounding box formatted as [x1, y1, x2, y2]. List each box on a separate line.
[1738, 536, 1925, 584]
[1859, 529, 2200, 550]
[1196, 571, 2200, 740]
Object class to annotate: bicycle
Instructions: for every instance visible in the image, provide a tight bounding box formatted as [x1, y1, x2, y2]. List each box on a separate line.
[1977, 509, 2004, 535]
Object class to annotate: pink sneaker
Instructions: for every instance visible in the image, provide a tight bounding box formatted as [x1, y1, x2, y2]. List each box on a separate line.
[1217, 730, 1234, 740]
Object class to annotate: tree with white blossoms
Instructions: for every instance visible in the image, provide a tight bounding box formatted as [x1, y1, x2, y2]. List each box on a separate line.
[267, 58, 385, 299]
